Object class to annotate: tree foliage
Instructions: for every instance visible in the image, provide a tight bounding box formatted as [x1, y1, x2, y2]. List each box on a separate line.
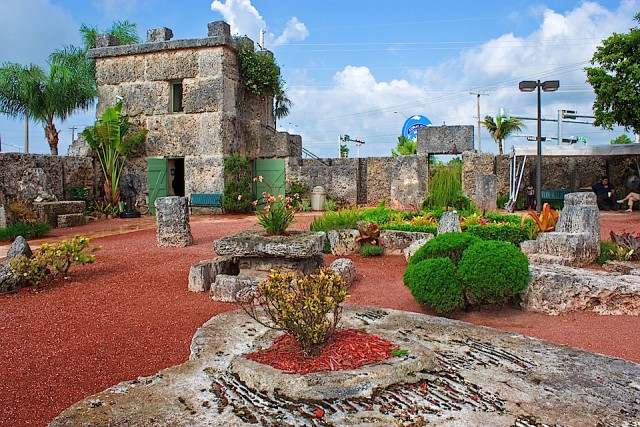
[481, 115, 525, 155]
[586, 13, 640, 134]
[235, 37, 291, 121]
[391, 135, 417, 156]
[82, 101, 147, 207]
[0, 47, 96, 155]
[611, 134, 634, 145]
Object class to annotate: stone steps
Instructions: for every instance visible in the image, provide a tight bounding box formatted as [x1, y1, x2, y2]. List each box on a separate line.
[57, 213, 87, 228]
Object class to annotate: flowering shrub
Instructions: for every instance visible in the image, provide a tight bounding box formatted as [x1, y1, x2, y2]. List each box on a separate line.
[244, 268, 348, 356]
[253, 175, 299, 235]
[10, 235, 101, 289]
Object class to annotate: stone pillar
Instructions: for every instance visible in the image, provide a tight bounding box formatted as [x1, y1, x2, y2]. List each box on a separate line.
[436, 211, 462, 234]
[155, 196, 193, 247]
[147, 27, 173, 42]
[475, 174, 497, 213]
[95, 34, 119, 48]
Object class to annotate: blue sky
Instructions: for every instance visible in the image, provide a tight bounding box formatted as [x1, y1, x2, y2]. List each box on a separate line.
[0, 0, 638, 157]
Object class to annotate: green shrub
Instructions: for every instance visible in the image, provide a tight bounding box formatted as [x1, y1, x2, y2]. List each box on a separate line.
[483, 212, 523, 225]
[10, 235, 101, 289]
[383, 223, 438, 234]
[361, 200, 394, 225]
[360, 242, 384, 257]
[457, 240, 530, 306]
[0, 222, 52, 242]
[323, 198, 337, 212]
[222, 153, 253, 213]
[309, 208, 365, 232]
[403, 258, 464, 314]
[409, 232, 481, 266]
[65, 185, 89, 201]
[243, 268, 347, 356]
[466, 224, 529, 246]
[597, 241, 617, 265]
[496, 193, 510, 209]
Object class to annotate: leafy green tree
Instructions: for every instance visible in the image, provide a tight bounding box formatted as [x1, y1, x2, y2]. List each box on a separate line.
[0, 47, 96, 155]
[391, 135, 417, 156]
[79, 20, 141, 50]
[482, 115, 525, 155]
[82, 101, 147, 207]
[586, 13, 640, 134]
[611, 134, 634, 145]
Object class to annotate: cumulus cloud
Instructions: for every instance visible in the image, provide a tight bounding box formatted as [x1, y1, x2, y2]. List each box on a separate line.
[211, 0, 308, 47]
[283, 1, 639, 157]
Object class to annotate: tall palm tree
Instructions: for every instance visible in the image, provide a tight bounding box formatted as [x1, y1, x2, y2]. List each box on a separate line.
[482, 115, 525, 155]
[0, 46, 96, 155]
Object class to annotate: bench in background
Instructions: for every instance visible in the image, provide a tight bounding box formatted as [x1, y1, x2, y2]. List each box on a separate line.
[189, 193, 223, 214]
[540, 188, 571, 209]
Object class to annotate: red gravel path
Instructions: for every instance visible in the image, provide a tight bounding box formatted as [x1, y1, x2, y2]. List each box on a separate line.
[1, 211, 639, 427]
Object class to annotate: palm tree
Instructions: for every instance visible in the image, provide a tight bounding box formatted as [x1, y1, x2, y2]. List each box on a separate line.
[391, 135, 417, 156]
[79, 20, 141, 50]
[0, 46, 96, 155]
[482, 115, 525, 155]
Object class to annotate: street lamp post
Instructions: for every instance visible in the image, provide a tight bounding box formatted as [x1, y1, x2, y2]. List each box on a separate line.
[518, 80, 559, 213]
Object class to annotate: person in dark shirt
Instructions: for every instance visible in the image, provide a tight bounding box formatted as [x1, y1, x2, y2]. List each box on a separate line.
[591, 176, 617, 210]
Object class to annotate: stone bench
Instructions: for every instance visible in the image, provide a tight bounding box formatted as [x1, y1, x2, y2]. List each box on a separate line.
[57, 213, 87, 228]
[34, 201, 86, 228]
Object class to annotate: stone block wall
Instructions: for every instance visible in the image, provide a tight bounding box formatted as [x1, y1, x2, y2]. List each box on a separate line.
[418, 125, 474, 155]
[0, 153, 96, 203]
[87, 21, 280, 199]
[290, 155, 428, 209]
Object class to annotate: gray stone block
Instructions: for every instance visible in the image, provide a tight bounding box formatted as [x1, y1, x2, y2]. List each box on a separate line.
[211, 274, 261, 302]
[35, 201, 86, 228]
[380, 230, 434, 254]
[214, 231, 324, 259]
[147, 27, 173, 42]
[522, 263, 640, 315]
[329, 258, 356, 288]
[188, 256, 239, 292]
[437, 211, 462, 234]
[155, 196, 192, 247]
[326, 229, 360, 256]
[57, 213, 86, 228]
[403, 238, 432, 262]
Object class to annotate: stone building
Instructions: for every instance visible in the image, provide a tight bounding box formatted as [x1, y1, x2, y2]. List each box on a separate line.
[87, 21, 300, 212]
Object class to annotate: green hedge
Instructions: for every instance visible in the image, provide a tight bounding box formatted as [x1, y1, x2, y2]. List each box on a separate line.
[0, 222, 52, 242]
[409, 232, 481, 266]
[466, 224, 529, 246]
[457, 240, 530, 305]
[403, 257, 464, 314]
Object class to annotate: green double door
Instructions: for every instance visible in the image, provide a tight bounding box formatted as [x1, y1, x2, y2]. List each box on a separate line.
[147, 158, 168, 215]
[253, 158, 286, 203]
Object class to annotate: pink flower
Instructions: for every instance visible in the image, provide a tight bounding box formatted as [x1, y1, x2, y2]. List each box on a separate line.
[252, 200, 258, 206]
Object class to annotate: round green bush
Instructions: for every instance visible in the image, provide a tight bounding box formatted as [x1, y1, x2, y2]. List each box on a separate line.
[457, 240, 530, 306]
[403, 257, 464, 314]
[409, 232, 481, 267]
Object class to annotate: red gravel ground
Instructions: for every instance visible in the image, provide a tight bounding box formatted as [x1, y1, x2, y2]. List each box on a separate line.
[1, 211, 639, 427]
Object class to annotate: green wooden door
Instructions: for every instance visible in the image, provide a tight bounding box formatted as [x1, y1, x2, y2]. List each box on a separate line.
[147, 158, 169, 215]
[253, 158, 286, 203]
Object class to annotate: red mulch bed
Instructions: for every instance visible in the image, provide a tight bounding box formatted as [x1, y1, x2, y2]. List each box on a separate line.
[245, 329, 397, 374]
[0, 211, 639, 427]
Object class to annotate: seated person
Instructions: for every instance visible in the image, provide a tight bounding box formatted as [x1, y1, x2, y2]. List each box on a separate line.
[590, 176, 617, 210]
[617, 191, 640, 212]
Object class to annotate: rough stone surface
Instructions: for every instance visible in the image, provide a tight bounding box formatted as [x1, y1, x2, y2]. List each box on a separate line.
[155, 197, 193, 247]
[188, 256, 239, 292]
[329, 258, 356, 288]
[0, 205, 6, 229]
[417, 125, 474, 155]
[50, 307, 640, 427]
[602, 260, 640, 275]
[210, 274, 261, 302]
[326, 229, 360, 256]
[147, 27, 173, 42]
[380, 230, 434, 254]
[475, 174, 497, 212]
[522, 263, 640, 315]
[436, 211, 462, 234]
[521, 192, 600, 267]
[34, 201, 86, 228]
[214, 231, 325, 259]
[56, 213, 87, 229]
[0, 236, 31, 294]
[17, 168, 57, 202]
[238, 255, 324, 277]
[462, 151, 495, 202]
[403, 238, 432, 261]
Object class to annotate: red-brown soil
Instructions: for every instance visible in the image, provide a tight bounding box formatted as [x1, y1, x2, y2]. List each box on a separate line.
[0, 211, 639, 427]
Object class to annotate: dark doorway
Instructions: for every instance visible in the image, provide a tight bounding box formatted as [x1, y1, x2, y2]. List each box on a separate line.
[169, 158, 185, 197]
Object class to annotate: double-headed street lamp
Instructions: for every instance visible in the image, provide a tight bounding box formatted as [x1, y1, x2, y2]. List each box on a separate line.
[518, 80, 559, 213]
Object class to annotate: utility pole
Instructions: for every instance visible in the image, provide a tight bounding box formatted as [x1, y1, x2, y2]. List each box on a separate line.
[24, 113, 29, 154]
[469, 91, 488, 152]
[69, 126, 77, 143]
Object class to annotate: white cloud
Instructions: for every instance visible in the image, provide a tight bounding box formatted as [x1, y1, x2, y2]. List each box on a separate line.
[273, 17, 309, 46]
[210, 0, 308, 48]
[283, 1, 639, 157]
